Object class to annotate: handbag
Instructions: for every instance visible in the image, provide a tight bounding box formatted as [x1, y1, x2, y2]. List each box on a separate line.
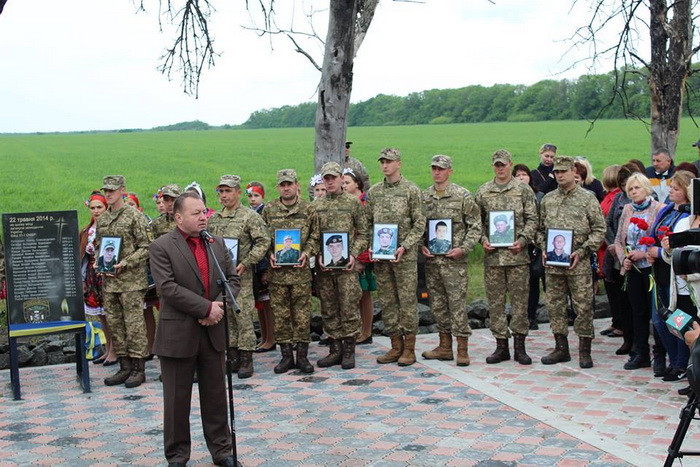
[529, 245, 545, 279]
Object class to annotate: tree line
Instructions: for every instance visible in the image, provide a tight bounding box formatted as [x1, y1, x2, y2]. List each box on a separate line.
[242, 69, 700, 128]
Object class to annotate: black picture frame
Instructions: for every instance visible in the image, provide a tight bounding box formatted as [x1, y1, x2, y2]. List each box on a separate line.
[489, 210, 515, 248]
[545, 228, 574, 267]
[97, 235, 122, 276]
[427, 218, 452, 255]
[274, 228, 302, 266]
[322, 231, 350, 269]
[372, 223, 399, 260]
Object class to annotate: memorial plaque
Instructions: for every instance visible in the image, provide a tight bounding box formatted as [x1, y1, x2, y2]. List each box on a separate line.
[2, 211, 85, 331]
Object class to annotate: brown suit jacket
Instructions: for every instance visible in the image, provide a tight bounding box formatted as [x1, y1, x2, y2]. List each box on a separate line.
[150, 228, 240, 358]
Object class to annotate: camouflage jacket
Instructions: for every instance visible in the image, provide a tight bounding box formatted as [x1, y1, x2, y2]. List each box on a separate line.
[308, 191, 370, 270]
[261, 197, 313, 284]
[149, 214, 176, 240]
[0, 237, 4, 283]
[96, 204, 150, 292]
[475, 177, 538, 266]
[538, 184, 606, 276]
[345, 156, 371, 191]
[422, 182, 481, 264]
[208, 204, 270, 270]
[366, 176, 426, 261]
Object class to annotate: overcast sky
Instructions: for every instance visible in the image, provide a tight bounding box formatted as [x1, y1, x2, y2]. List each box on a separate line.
[0, 0, 627, 133]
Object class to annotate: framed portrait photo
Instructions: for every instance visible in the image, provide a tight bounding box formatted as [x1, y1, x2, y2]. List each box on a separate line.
[322, 232, 350, 269]
[546, 228, 573, 267]
[223, 237, 239, 267]
[489, 210, 515, 247]
[274, 228, 302, 266]
[427, 218, 452, 255]
[97, 236, 122, 275]
[372, 223, 398, 260]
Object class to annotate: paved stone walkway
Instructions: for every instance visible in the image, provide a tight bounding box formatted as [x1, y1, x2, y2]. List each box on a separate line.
[1, 318, 698, 466]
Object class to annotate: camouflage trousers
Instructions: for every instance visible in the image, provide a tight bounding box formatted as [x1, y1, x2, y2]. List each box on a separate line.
[227, 270, 256, 351]
[425, 259, 471, 337]
[103, 290, 148, 358]
[317, 270, 361, 340]
[546, 272, 594, 338]
[484, 264, 529, 338]
[269, 281, 312, 344]
[374, 260, 419, 336]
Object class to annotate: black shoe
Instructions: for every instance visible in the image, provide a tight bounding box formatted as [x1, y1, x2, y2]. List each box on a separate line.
[663, 368, 687, 382]
[624, 355, 651, 370]
[92, 356, 106, 365]
[615, 342, 632, 356]
[357, 336, 373, 345]
[216, 455, 241, 467]
[653, 355, 667, 377]
[600, 327, 614, 336]
[168, 462, 186, 467]
[529, 320, 539, 331]
[318, 337, 330, 346]
[679, 385, 693, 396]
[255, 344, 276, 353]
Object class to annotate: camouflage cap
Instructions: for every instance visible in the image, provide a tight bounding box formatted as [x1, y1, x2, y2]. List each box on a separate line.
[161, 184, 182, 198]
[493, 214, 508, 225]
[277, 169, 297, 184]
[102, 175, 125, 190]
[217, 175, 241, 189]
[104, 240, 116, 250]
[492, 150, 511, 165]
[321, 162, 342, 177]
[326, 234, 343, 245]
[377, 227, 394, 237]
[378, 148, 401, 161]
[431, 154, 452, 169]
[553, 156, 575, 171]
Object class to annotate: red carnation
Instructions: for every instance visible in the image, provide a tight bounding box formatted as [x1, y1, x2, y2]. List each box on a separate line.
[658, 226, 671, 239]
[639, 236, 655, 246]
[630, 217, 649, 231]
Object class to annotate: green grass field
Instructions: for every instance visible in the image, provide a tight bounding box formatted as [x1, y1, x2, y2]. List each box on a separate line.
[1, 118, 699, 300]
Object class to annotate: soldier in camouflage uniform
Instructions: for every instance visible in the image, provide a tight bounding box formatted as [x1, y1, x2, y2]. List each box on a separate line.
[366, 148, 427, 366]
[538, 156, 605, 368]
[96, 175, 151, 388]
[345, 142, 371, 193]
[0, 238, 4, 286]
[149, 184, 182, 240]
[475, 150, 538, 365]
[421, 155, 481, 367]
[208, 175, 270, 379]
[308, 162, 369, 370]
[262, 169, 315, 374]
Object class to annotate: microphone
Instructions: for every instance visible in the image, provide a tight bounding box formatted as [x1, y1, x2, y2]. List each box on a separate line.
[199, 230, 216, 244]
[657, 307, 696, 340]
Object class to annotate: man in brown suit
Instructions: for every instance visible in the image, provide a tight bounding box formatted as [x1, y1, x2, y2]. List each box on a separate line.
[149, 192, 241, 467]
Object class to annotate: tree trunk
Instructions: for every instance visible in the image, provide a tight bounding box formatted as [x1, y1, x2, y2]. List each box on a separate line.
[648, 0, 691, 158]
[313, 0, 359, 172]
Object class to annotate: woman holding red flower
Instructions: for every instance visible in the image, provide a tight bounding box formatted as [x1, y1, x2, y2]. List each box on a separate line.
[614, 173, 665, 370]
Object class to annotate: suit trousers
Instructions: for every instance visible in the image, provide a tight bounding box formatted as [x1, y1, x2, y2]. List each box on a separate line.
[160, 326, 232, 464]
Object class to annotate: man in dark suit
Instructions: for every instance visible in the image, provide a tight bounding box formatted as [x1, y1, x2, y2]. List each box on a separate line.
[149, 192, 241, 467]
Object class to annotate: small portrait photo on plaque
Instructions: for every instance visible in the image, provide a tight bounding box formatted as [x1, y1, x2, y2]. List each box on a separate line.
[489, 210, 515, 247]
[546, 228, 573, 267]
[274, 229, 302, 266]
[223, 237, 239, 267]
[372, 223, 398, 260]
[97, 236, 122, 275]
[322, 232, 350, 268]
[427, 219, 452, 255]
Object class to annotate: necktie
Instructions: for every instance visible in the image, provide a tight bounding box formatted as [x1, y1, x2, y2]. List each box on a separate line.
[188, 237, 210, 298]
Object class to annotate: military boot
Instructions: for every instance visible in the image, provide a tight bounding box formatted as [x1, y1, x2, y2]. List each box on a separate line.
[398, 334, 416, 367]
[237, 350, 254, 379]
[317, 338, 342, 368]
[341, 337, 356, 370]
[274, 343, 295, 374]
[227, 347, 240, 374]
[485, 338, 510, 364]
[579, 336, 593, 369]
[377, 335, 404, 364]
[456, 336, 470, 367]
[295, 342, 314, 374]
[541, 334, 571, 365]
[421, 332, 454, 360]
[124, 358, 145, 388]
[513, 334, 532, 365]
[104, 357, 133, 386]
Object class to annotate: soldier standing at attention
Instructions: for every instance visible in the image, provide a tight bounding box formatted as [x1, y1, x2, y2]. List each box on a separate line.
[308, 162, 369, 369]
[97, 175, 151, 388]
[475, 150, 538, 365]
[421, 155, 481, 366]
[344, 141, 371, 192]
[538, 156, 605, 368]
[149, 184, 181, 239]
[262, 169, 316, 374]
[366, 148, 426, 366]
[208, 175, 270, 379]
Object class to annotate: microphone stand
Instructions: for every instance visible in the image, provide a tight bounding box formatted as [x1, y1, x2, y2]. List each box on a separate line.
[203, 236, 242, 467]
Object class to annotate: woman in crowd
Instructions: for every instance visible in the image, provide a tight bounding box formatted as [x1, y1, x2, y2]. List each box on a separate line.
[647, 171, 693, 381]
[246, 181, 276, 352]
[343, 168, 375, 343]
[512, 163, 544, 330]
[575, 157, 605, 201]
[185, 181, 215, 218]
[309, 174, 326, 201]
[614, 173, 666, 370]
[125, 192, 151, 221]
[79, 191, 116, 365]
